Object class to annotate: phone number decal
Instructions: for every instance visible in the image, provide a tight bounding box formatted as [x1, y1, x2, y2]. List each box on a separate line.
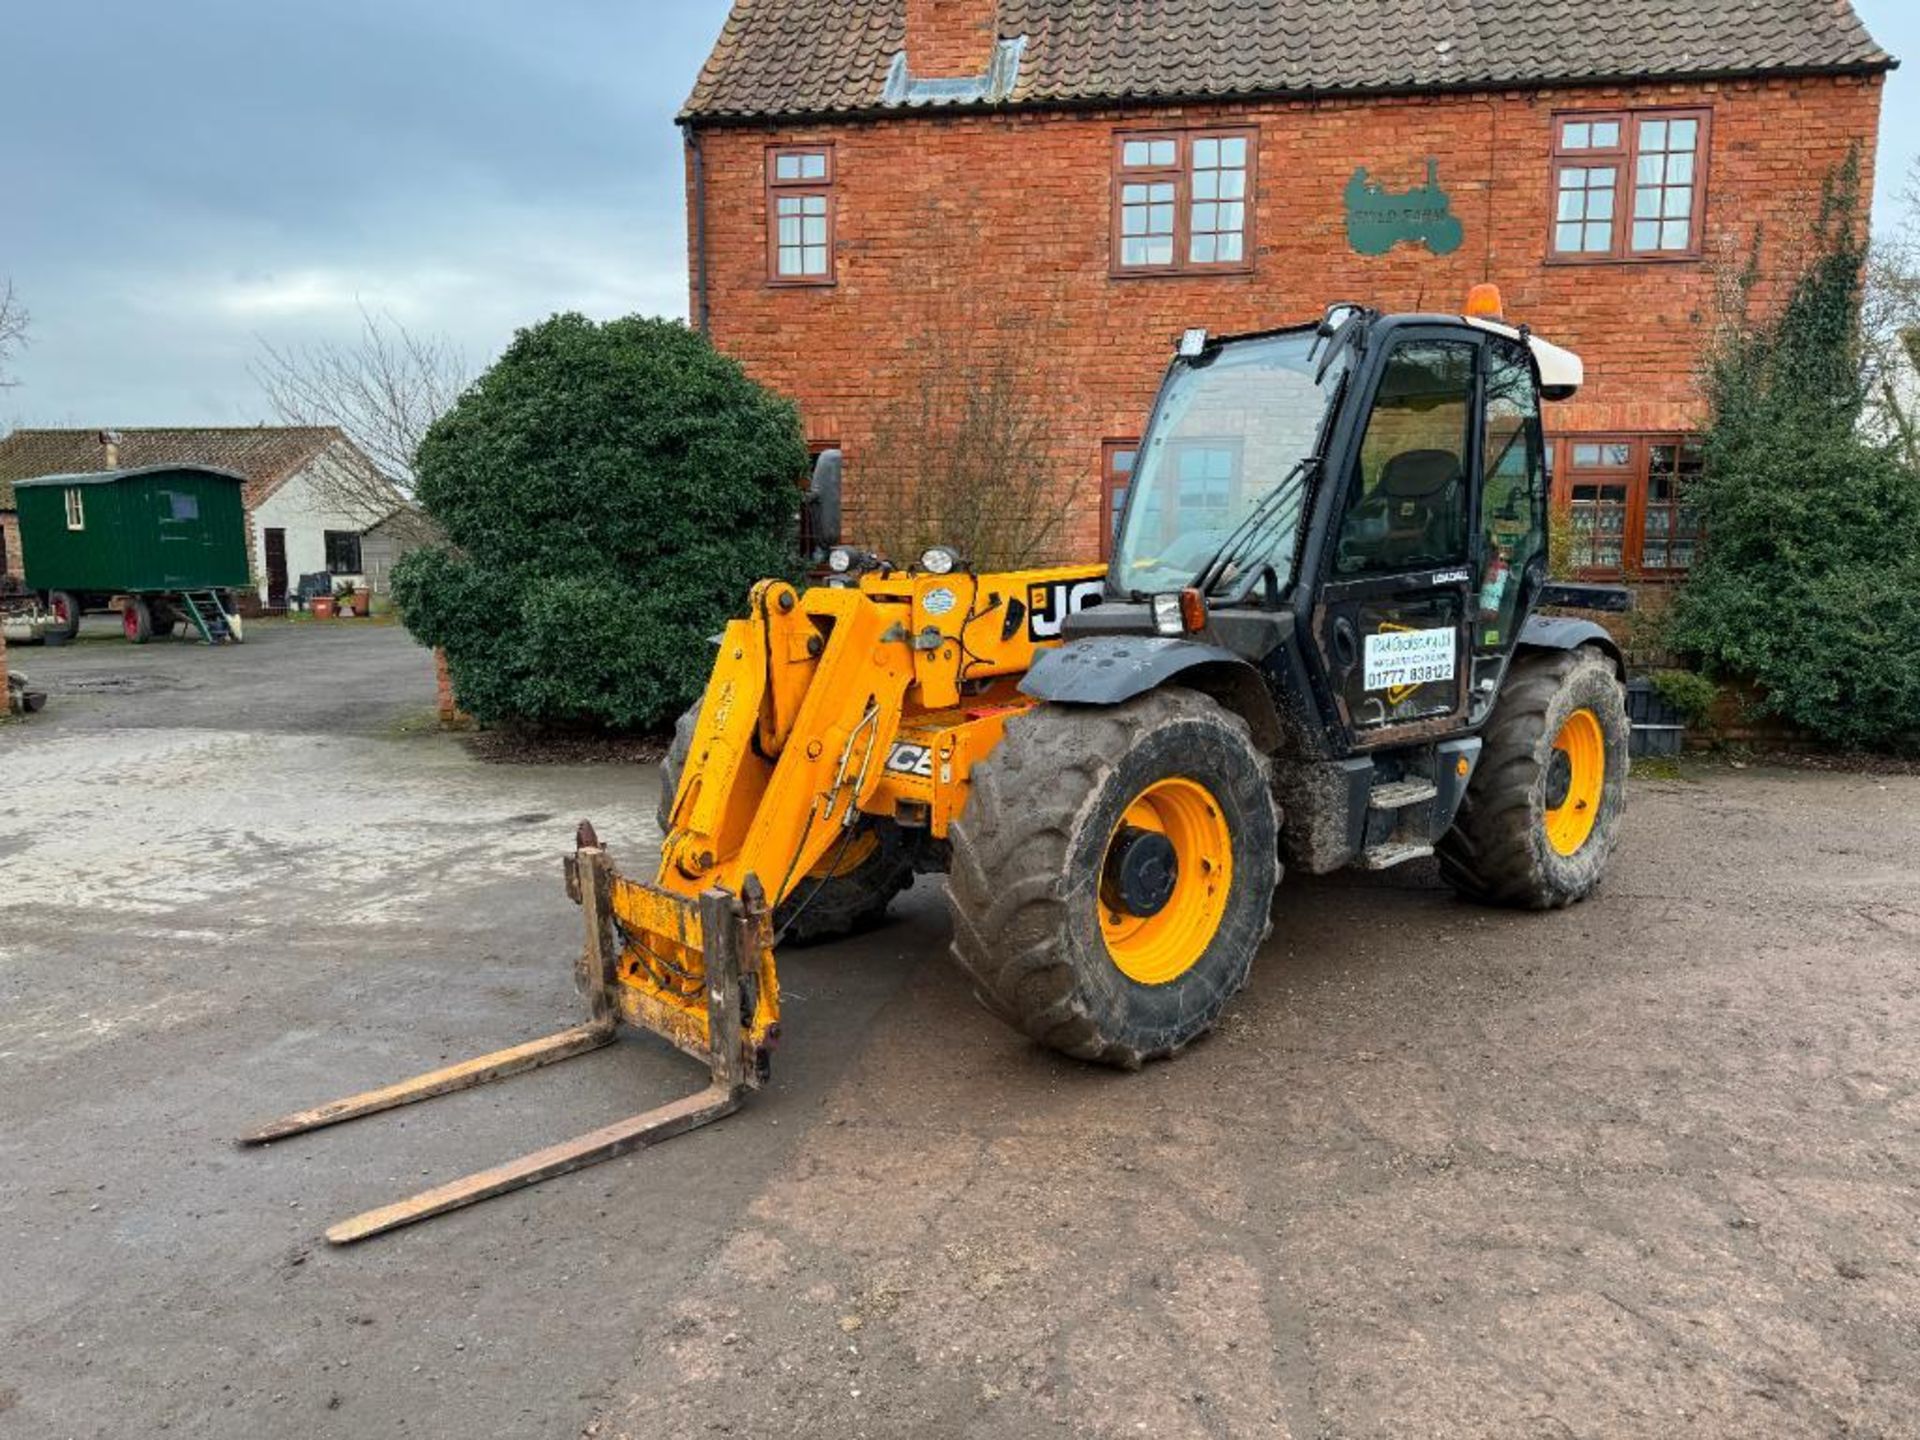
[1363, 626, 1455, 693]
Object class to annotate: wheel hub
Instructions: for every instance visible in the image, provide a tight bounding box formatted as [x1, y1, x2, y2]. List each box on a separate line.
[1105, 826, 1179, 917]
[1543, 748, 1574, 810]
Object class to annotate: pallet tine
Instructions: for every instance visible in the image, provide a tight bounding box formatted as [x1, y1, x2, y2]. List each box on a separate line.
[320, 884, 757, 1245]
[239, 833, 626, 1149]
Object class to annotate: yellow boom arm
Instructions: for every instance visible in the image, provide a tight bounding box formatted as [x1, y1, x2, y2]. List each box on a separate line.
[608, 563, 1106, 1076]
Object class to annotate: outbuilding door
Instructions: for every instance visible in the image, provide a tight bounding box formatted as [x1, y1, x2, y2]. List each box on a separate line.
[265, 528, 288, 611]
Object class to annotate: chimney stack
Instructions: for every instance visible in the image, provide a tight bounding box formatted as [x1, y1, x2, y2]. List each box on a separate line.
[98, 428, 122, 470]
[905, 0, 1000, 77]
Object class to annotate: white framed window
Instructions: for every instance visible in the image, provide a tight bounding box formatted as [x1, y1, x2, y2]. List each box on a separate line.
[65, 488, 85, 530]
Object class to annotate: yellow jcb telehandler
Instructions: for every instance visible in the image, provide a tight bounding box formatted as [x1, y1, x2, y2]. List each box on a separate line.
[246, 289, 1631, 1242]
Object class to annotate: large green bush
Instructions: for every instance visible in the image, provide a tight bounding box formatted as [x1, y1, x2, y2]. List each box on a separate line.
[394, 314, 806, 729]
[1667, 156, 1920, 749]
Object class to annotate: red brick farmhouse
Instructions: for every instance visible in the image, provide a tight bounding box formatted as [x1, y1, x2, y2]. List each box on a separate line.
[680, 0, 1892, 576]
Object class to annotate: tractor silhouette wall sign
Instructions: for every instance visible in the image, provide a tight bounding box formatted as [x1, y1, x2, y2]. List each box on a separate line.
[1345, 159, 1464, 257]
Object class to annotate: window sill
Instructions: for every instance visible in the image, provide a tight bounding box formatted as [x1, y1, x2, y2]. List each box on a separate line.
[766, 277, 838, 290]
[1109, 263, 1256, 281]
[1543, 251, 1703, 268]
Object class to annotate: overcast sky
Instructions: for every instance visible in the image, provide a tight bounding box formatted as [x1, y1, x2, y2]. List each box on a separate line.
[3, 0, 1916, 432]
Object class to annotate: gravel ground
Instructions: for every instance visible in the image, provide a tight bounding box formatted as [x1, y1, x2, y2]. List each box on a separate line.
[2, 621, 1917, 1439]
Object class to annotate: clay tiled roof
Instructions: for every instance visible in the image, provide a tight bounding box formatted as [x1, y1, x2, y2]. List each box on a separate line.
[0, 426, 353, 511]
[682, 0, 1893, 121]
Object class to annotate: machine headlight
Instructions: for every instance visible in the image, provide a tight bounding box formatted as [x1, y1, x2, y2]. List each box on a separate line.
[827, 546, 854, 574]
[1151, 593, 1185, 636]
[918, 546, 959, 576]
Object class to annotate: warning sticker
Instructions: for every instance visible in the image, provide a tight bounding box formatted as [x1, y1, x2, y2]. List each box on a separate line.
[1363, 626, 1455, 694]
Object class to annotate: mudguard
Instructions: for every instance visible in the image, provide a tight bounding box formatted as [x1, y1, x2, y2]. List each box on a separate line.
[1018, 635, 1286, 749]
[1518, 613, 1624, 676]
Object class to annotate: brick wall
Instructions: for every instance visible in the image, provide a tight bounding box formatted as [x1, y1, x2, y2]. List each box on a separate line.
[692, 72, 1883, 560]
[1, 512, 20, 583]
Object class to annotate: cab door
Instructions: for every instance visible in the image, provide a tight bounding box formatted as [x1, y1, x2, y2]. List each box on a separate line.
[1311, 329, 1480, 744]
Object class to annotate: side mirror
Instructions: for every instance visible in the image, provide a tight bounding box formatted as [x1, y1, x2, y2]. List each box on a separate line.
[804, 449, 843, 558]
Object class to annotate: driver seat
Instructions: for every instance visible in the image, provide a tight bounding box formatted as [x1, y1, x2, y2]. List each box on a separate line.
[1374, 448, 1464, 566]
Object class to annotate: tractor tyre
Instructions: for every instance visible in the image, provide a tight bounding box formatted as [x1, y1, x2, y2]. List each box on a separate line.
[1437, 647, 1628, 909]
[657, 701, 915, 945]
[123, 596, 154, 645]
[947, 688, 1280, 1069]
[48, 591, 83, 641]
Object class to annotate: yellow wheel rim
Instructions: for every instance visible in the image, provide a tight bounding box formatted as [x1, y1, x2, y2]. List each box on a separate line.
[1099, 777, 1234, 986]
[808, 828, 878, 879]
[1545, 708, 1605, 857]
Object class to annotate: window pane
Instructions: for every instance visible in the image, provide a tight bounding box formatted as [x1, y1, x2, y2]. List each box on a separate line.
[1112, 450, 1136, 475]
[1603, 444, 1631, 466]
[1193, 202, 1217, 232]
[1560, 167, 1587, 190]
[1123, 140, 1153, 167]
[1219, 201, 1244, 230]
[1638, 154, 1665, 185]
[1661, 219, 1690, 249]
[1584, 222, 1611, 251]
[1339, 340, 1476, 574]
[1193, 137, 1218, 167]
[1191, 234, 1217, 263]
[1122, 183, 1149, 205]
[1643, 541, 1668, 568]
[803, 195, 826, 216]
[1640, 118, 1668, 150]
[1592, 120, 1620, 148]
[1573, 444, 1603, 466]
[1557, 191, 1584, 222]
[1587, 188, 1613, 221]
[1663, 188, 1691, 219]
[1635, 188, 1661, 219]
[800, 153, 827, 179]
[1150, 139, 1176, 166]
[778, 216, 801, 245]
[1669, 118, 1698, 151]
[1220, 137, 1246, 166]
[1193, 169, 1218, 199]
[1634, 220, 1660, 250]
[1217, 233, 1243, 262]
[1220, 169, 1246, 199]
[1556, 222, 1583, 253]
[802, 217, 827, 244]
[1667, 151, 1694, 185]
[803, 247, 827, 275]
[775, 155, 801, 180]
[1150, 203, 1174, 233]
[1563, 121, 1591, 149]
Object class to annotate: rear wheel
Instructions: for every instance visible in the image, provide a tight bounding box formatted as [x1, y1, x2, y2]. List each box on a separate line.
[657, 701, 915, 944]
[947, 688, 1280, 1069]
[1437, 648, 1628, 909]
[122, 596, 154, 645]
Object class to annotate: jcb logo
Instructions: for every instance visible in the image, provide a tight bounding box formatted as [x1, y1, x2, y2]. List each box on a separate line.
[885, 742, 934, 778]
[1027, 580, 1103, 641]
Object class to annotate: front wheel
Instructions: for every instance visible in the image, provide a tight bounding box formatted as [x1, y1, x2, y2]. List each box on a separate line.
[657, 701, 915, 944]
[1437, 647, 1629, 909]
[48, 591, 83, 641]
[947, 688, 1280, 1069]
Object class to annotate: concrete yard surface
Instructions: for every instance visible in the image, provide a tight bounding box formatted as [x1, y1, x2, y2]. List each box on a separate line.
[2, 621, 1918, 1439]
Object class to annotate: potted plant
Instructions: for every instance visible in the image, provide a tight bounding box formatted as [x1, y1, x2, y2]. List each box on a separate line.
[334, 581, 361, 618]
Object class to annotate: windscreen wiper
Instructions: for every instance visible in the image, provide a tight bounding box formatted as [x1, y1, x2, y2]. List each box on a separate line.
[1192, 457, 1317, 597]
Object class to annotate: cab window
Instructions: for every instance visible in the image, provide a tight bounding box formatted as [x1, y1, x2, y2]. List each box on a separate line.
[1336, 339, 1475, 575]
[1477, 338, 1548, 648]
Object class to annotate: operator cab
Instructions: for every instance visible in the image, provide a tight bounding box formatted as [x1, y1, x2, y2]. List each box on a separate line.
[1078, 288, 1597, 746]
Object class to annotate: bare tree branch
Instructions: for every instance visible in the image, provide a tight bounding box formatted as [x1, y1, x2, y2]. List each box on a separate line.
[1863, 157, 1920, 467]
[252, 304, 470, 533]
[0, 278, 29, 389]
